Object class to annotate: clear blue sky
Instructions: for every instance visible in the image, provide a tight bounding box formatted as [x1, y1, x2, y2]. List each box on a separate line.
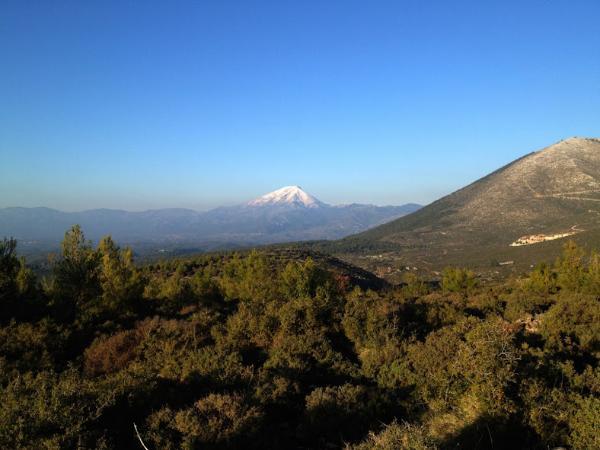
[1, 0, 599, 211]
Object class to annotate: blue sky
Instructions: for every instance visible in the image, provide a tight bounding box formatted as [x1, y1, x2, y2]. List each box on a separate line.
[1, 0, 599, 211]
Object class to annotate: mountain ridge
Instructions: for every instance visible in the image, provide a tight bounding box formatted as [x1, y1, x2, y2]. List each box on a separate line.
[321, 137, 600, 275]
[0, 188, 421, 254]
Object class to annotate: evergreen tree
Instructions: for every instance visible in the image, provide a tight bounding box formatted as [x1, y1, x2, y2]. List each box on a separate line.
[97, 236, 144, 315]
[51, 225, 100, 322]
[0, 238, 20, 320]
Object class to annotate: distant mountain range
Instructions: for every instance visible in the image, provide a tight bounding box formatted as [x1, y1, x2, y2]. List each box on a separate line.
[324, 137, 600, 274]
[6, 137, 600, 274]
[0, 186, 420, 253]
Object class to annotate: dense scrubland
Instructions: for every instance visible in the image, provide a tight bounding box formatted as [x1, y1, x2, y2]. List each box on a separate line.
[0, 225, 599, 449]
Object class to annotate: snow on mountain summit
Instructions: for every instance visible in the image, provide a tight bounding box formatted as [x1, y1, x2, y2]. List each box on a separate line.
[248, 186, 327, 208]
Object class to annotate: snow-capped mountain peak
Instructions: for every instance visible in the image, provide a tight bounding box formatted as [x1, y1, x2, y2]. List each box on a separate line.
[248, 186, 327, 208]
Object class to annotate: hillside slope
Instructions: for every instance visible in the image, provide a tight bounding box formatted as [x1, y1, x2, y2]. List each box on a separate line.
[327, 137, 600, 273]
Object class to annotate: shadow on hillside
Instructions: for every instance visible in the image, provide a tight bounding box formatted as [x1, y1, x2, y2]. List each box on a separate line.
[440, 415, 543, 449]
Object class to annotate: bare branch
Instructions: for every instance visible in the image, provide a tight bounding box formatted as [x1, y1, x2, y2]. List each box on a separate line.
[134, 422, 150, 450]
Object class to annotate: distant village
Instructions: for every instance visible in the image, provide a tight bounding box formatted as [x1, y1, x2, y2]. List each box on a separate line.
[510, 230, 579, 246]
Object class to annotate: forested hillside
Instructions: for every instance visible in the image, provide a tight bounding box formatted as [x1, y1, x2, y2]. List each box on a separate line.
[0, 226, 598, 449]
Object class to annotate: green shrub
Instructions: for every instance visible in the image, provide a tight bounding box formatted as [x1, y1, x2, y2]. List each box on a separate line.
[174, 393, 262, 447]
[569, 396, 600, 450]
[441, 268, 477, 294]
